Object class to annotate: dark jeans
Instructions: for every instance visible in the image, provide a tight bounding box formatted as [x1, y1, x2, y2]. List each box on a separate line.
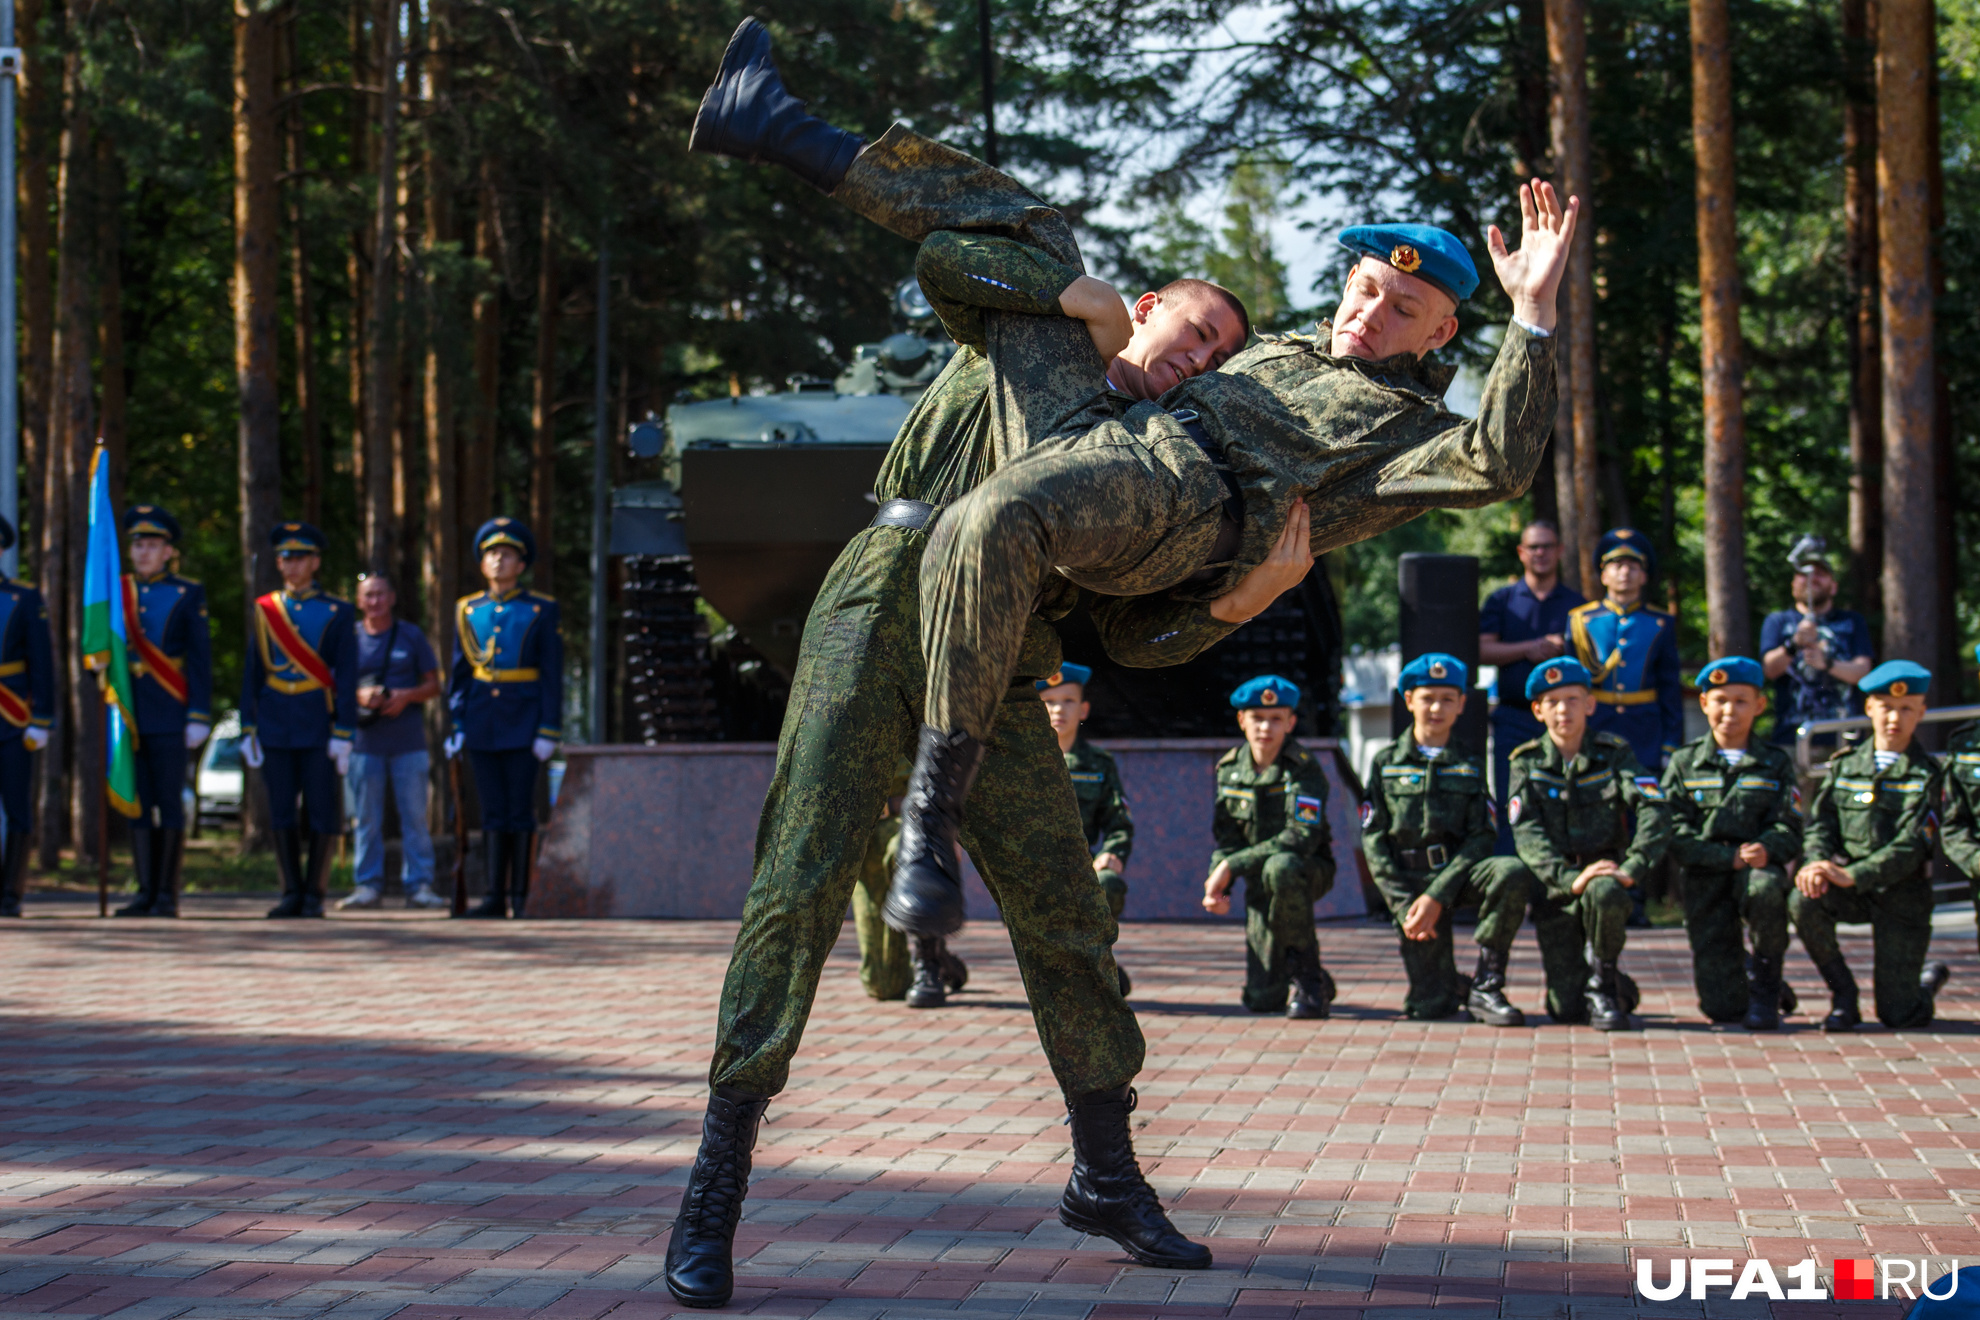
[262, 745, 341, 833]
[469, 749, 540, 832]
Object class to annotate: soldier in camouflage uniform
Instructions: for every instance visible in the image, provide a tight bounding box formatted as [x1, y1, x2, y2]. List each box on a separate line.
[1037, 663, 1137, 994]
[1935, 644, 1980, 949]
[1202, 676, 1337, 1018]
[850, 756, 967, 1005]
[1509, 658, 1671, 1031]
[1791, 660, 1952, 1032]
[1362, 653, 1531, 1025]
[1659, 656, 1804, 1030]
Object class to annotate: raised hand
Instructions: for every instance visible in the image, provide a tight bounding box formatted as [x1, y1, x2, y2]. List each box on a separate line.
[1485, 180, 1580, 332]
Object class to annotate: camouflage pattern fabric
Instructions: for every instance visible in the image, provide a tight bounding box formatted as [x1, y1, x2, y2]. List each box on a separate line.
[1935, 720, 1980, 933]
[1789, 738, 1942, 1029]
[1660, 736, 1804, 1022]
[1065, 737, 1133, 917]
[852, 759, 914, 1001]
[1212, 738, 1335, 1012]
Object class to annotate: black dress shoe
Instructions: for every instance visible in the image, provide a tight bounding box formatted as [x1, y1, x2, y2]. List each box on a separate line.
[689, 17, 865, 193]
[884, 726, 984, 937]
[1059, 1085, 1211, 1269]
[665, 1086, 772, 1309]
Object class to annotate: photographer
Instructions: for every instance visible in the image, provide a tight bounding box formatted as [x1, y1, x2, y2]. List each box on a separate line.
[1759, 537, 1874, 747]
[340, 573, 445, 909]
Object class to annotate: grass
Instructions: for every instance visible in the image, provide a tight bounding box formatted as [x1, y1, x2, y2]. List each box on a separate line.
[30, 827, 358, 895]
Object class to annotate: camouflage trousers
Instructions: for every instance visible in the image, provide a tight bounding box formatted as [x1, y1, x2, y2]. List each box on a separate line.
[1530, 873, 1634, 1023]
[1679, 865, 1790, 1023]
[1239, 852, 1331, 1012]
[1789, 876, 1937, 1029]
[1096, 867, 1127, 920]
[853, 815, 912, 1001]
[710, 524, 1143, 1097]
[1377, 856, 1532, 1020]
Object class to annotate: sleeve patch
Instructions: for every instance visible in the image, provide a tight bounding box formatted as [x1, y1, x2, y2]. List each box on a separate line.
[1634, 776, 1666, 802]
[1294, 795, 1323, 825]
[1358, 800, 1375, 829]
[1508, 795, 1522, 825]
[1484, 796, 1498, 826]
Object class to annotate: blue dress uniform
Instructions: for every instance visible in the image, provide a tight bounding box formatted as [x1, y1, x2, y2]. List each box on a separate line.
[0, 512, 55, 918]
[241, 522, 356, 918]
[450, 517, 562, 918]
[1569, 529, 1684, 772]
[113, 506, 212, 918]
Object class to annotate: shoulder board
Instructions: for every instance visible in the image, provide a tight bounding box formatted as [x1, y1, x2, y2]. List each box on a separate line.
[1592, 731, 1631, 751]
[1288, 747, 1311, 765]
[456, 591, 485, 608]
[1086, 744, 1118, 767]
[1216, 747, 1242, 767]
[1569, 600, 1603, 620]
[1949, 720, 1980, 748]
[1510, 737, 1548, 759]
[527, 590, 557, 604]
[169, 573, 201, 587]
[322, 593, 353, 608]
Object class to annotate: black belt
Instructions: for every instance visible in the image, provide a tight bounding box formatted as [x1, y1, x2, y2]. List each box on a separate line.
[871, 498, 937, 531]
[1398, 845, 1451, 870]
[1171, 408, 1244, 575]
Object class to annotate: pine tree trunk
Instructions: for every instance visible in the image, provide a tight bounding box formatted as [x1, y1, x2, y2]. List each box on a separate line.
[463, 164, 500, 557]
[17, 0, 51, 584]
[1546, 0, 1598, 594]
[284, 11, 322, 526]
[1843, 0, 1882, 618]
[96, 137, 125, 512]
[530, 195, 557, 594]
[424, 0, 458, 665]
[1925, 1, 1956, 699]
[363, 0, 401, 575]
[53, 47, 96, 869]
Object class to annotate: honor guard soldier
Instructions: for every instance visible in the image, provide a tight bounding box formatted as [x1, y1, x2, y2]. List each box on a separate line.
[0, 513, 54, 917]
[1039, 663, 1136, 993]
[1509, 658, 1670, 1030]
[113, 505, 212, 918]
[1791, 660, 1951, 1031]
[242, 522, 355, 918]
[1201, 675, 1337, 1018]
[1660, 657, 1804, 1029]
[1938, 645, 1980, 946]
[447, 518, 562, 919]
[1569, 529, 1684, 773]
[1362, 653, 1531, 1024]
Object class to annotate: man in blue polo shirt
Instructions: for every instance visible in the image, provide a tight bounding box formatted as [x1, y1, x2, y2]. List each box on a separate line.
[1479, 519, 1584, 852]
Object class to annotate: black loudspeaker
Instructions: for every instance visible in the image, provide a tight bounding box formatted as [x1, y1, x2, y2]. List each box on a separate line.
[1391, 553, 1490, 755]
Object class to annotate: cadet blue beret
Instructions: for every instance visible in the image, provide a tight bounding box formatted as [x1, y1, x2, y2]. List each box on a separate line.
[125, 504, 182, 544]
[1697, 656, 1765, 691]
[1596, 527, 1654, 575]
[1860, 659, 1931, 698]
[1525, 657, 1593, 701]
[1397, 652, 1468, 694]
[476, 516, 536, 566]
[1900, 1262, 1980, 1317]
[1036, 663, 1093, 692]
[271, 521, 326, 555]
[1231, 674, 1301, 711]
[1338, 223, 1479, 303]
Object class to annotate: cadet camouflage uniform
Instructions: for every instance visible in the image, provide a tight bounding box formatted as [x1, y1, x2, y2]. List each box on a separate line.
[1937, 719, 1980, 941]
[852, 758, 913, 1001]
[1510, 730, 1671, 1022]
[1661, 736, 1803, 1022]
[1362, 734, 1530, 1019]
[1790, 739, 1943, 1029]
[1212, 738, 1335, 1012]
[1066, 737, 1133, 917]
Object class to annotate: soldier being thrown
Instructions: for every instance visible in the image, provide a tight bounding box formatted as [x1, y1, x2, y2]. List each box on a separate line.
[1038, 663, 1136, 995]
[1509, 658, 1670, 1031]
[1791, 660, 1951, 1032]
[1362, 653, 1530, 1025]
[1659, 656, 1804, 1030]
[1201, 676, 1337, 1019]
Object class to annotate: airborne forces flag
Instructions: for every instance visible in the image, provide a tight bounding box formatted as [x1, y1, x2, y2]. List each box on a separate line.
[79, 445, 140, 818]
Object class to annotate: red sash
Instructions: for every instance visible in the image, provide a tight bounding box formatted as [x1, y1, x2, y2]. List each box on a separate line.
[124, 576, 189, 705]
[0, 683, 27, 729]
[255, 592, 336, 692]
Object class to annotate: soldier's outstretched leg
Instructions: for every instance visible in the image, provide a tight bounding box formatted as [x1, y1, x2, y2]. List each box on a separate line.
[1060, 1085, 1211, 1269]
[1680, 868, 1748, 1024]
[1790, 886, 1862, 1031]
[1466, 855, 1532, 1027]
[664, 1085, 772, 1309]
[688, 18, 864, 194]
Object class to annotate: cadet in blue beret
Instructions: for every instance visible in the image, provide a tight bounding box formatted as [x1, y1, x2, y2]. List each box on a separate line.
[1524, 656, 1593, 701]
[1792, 659, 1950, 1030]
[447, 517, 562, 919]
[1337, 224, 1480, 304]
[1658, 658, 1803, 1029]
[1039, 663, 1136, 995]
[241, 520, 356, 919]
[0, 510, 55, 918]
[1203, 676, 1338, 1018]
[1568, 529, 1683, 777]
[112, 504, 212, 919]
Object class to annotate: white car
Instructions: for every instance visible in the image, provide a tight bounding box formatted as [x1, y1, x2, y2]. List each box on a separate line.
[194, 712, 246, 823]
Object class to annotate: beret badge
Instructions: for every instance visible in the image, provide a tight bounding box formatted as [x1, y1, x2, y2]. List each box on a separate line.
[1544, 666, 1562, 685]
[1891, 680, 1909, 696]
[1390, 244, 1422, 274]
[1429, 661, 1446, 679]
[1260, 687, 1279, 706]
[1708, 669, 1726, 686]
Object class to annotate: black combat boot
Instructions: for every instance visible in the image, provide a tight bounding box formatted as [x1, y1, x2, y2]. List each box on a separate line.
[0, 829, 28, 917]
[664, 1085, 772, 1309]
[1815, 956, 1861, 1032]
[1285, 946, 1332, 1020]
[1921, 960, 1952, 1006]
[462, 832, 510, 919]
[1747, 952, 1798, 1014]
[940, 944, 969, 993]
[1587, 960, 1632, 1031]
[115, 824, 157, 917]
[883, 726, 984, 936]
[266, 828, 308, 918]
[507, 832, 533, 918]
[151, 829, 184, 919]
[1059, 1085, 1212, 1269]
[1743, 954, 1784, 1032]
[905, 935, 948, 1008]
[689, 18, 866, 194]
[300, 831, 334, 918]
[1467, 946, 1526, 1027]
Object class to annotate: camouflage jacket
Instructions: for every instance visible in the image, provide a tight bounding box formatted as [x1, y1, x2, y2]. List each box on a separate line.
[1803, 739, 1942, 894]
[1941, 720, 1980, 879]
[1659, 737, 1803, 873]
[1509, 730, 1671, 900]
[1359, 733, 1496, 909]
[1211, 738, 1334, 883]
[1065, 737, 1133, 862]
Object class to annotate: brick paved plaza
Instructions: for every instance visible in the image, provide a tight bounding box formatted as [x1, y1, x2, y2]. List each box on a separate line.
[3, 905, 1978, 1318]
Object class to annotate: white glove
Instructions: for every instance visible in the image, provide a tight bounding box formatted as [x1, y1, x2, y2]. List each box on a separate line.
[328, 737, 352, 777]
[22, 726, 47, 751]
[241, 732, 264, 768]
[532, 736, 557, 762]
[185, 722, 210, 750]
[444, 732, 464, 759]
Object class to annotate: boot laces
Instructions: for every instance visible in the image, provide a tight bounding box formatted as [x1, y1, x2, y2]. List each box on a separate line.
[681, 1107, 755, 1243]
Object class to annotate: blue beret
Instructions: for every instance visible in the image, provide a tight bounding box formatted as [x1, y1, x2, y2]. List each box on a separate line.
[475, 517, 536, 566]
[125, 504, 182, 544]
[1231, 674, 1300, 711]
[1036, 663, 1093, 692]
[1696, 656, 1765, 691]
[1898, 1263, 1980, 1317]
[1525, 657, 1593, 701]
[1338, 223, 1478, 303]
[271, 521, 326, 555]
[1398, 652, 1469, 694]
[1860, 659, 1931, 698]
[1596, 527, 1654, 575]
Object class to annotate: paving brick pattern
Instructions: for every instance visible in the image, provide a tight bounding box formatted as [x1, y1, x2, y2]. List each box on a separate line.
[1, 903, 1976, 1319]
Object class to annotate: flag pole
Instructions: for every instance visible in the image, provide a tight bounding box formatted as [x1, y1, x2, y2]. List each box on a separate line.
[96, 791, 106, 916]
